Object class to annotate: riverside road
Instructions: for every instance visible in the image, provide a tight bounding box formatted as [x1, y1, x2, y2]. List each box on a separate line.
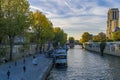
[47, 45, 120, 80]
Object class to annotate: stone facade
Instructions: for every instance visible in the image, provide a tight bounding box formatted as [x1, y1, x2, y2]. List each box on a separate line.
[84, 42, 120, 57]
[106, 8, 120, 39]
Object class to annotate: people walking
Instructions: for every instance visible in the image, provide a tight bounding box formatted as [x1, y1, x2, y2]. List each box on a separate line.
[7, 70, 10, 79]
[23, 65, 26, 73]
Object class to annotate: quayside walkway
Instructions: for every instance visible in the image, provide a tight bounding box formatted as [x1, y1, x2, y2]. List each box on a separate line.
[0, 54, 53, 80]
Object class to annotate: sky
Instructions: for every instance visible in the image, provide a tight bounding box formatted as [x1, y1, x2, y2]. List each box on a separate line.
[28, 0, 120, 40]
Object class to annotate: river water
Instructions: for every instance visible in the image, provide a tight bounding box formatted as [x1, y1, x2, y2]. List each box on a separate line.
[47, 45, 120, 80]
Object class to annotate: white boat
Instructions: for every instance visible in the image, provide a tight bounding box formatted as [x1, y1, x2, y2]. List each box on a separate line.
[54, 49, 67, 67]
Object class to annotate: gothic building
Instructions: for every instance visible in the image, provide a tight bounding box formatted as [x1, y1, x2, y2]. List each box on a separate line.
[106, 8, 120, 39]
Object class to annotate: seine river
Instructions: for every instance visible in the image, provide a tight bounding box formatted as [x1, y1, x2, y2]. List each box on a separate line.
[47, 45, 120, 80]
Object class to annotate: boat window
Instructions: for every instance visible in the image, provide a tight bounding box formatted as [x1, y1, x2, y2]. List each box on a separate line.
[56, 56, 67, 59]
[57, 52, 65, 54]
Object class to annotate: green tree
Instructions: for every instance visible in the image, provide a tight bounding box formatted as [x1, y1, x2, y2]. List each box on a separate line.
[98, 32, 106, 41]
[1, 0, 29, 60]
[100, 41, 106, 56]
[79, 38, 83, 43]
[113, 31, 120, 41]
[0, 0, 4, 44]
[62, 33, 67, 45]
[92, 35, 99, 42]
[41, 22, 54, 45]
[69, 37, 75, 43]
[69, 37, 75, 48]
[81, 32, 91, 43]
[53, 27, 67, 48]
[30, 10, 54, 53]
[93, 32, 106, 42]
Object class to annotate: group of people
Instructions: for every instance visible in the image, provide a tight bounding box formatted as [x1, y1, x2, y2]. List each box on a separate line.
[6, 55, 38, 79]
[7, 58, 26, 79]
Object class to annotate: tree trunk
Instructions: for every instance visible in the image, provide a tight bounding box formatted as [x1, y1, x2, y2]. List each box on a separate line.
[35, 44, 40, 54]
[9, 36, 14, 61]
[39, 44, 42, 53]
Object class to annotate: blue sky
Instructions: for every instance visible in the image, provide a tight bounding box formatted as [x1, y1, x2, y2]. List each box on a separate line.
[29, 0, 120, 40]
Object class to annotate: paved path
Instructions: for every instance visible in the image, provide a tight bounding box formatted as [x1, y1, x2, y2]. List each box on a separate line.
[0, 54, 53, 80]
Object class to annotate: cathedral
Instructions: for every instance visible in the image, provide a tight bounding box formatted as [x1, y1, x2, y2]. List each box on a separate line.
[106, 8, 120, 39]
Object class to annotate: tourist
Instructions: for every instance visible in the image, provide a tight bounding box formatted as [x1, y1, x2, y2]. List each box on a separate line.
[7, 70, 10, 79]
[23, 65, 26, 73]
[32, 56, 38, 65]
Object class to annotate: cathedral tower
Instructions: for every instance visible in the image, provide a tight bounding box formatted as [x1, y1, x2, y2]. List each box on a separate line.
[106, 8, 119, 39]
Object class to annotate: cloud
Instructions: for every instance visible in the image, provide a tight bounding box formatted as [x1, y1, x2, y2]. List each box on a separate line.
[29, 0, 120, 39]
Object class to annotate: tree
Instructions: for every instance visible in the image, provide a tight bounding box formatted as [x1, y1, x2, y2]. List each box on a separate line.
[1, 0, 30, 60]
[41, 22, 54, 45]
[69, 37, 75, 43]
[79, 38, 83, 43]
[81, 32, 91, 43]
[113, 31, 120, 41]
[62, 33, 67, 45]
[69, 37, 75, 48]
[92, 32, 106, 42]
[30, 10, 54, 53]
[92, 35, 99, 42]
[98, 32, 106, 41]
[0, 0, 4, 44]
[100, 41, 106, 56]
[53, 27, 67, 48]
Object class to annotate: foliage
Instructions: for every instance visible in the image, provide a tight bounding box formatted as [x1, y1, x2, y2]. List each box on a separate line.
[113, 31, 120, 41]
[1, 0, 30, 36]
[0, 0, 5, 44]
[106, 38, 113, 42]
[79, 38, 83, 44]
[81, 32, 91, 43]
[30, 10, 54, 43]
[93, 32, 106, 42]
[98, 32, 106, 41]
[69, 37, 75, 43]
[92, 35, 99, 42]
[53, 27, 67, 47]
[1, 0, 30, 60]
[62, 33, 67, 45]
[30, 10, 55, 52]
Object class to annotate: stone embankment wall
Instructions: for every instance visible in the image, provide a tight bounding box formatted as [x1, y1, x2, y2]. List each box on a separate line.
[1, 44, 49, 60]
[84, 42, 120, 56]
[2, 44, 37, 60]
[12, 45, 36, 59]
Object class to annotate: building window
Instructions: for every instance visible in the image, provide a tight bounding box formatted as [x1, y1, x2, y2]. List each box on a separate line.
[115, 11, 117, 19]
[112, 11, 114, 19]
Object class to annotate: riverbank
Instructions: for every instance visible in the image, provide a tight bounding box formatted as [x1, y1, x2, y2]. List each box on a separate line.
[83, 42, 120, 57]
[0, 54, 53, 80]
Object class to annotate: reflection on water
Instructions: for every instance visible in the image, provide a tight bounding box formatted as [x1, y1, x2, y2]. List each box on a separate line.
[47, 45, 120, 80]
